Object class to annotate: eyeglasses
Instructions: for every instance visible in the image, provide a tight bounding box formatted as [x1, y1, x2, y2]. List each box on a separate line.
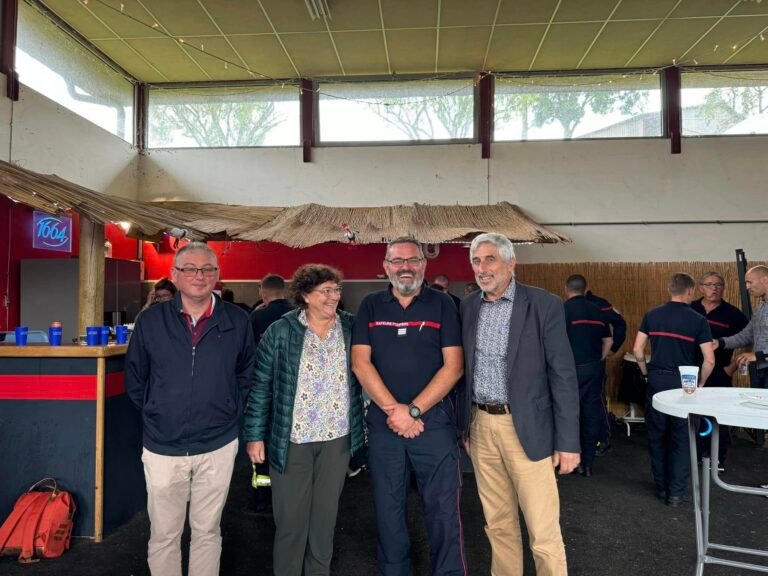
[700, 282, 724, 289]
[313, 287, 342, 297]
[174, 266, 219, 278]
[385, 257, 425, 267]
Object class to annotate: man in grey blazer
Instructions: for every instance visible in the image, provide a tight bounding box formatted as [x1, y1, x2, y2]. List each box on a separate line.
[458, 233, 580, 576]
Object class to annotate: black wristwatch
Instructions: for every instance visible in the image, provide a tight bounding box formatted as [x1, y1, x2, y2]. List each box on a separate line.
[408, 403, 422, 419]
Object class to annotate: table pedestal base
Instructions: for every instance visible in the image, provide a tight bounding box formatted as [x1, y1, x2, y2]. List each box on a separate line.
[688, 417, 768, 575]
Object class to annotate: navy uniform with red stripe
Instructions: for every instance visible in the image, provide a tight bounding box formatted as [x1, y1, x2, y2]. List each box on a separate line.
[690, 298, 748, 387]
[585, 291, 627, 353]
[564, 296, 611, 472]
[638, 303, 712, 499]
[352, 285, 465, 576]
[690, 297, 747, 465]
[585, 291, 627, 446]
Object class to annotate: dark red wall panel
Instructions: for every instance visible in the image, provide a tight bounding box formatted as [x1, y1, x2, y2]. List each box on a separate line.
[142, 240, 475, 282]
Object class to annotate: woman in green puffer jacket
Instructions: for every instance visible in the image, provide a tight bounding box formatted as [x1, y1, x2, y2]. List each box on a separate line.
[243, 264, 365, 576]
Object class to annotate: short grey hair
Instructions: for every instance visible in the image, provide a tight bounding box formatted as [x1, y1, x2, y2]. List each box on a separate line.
[699, 271, 724, 285]
[174, 241, 218, 266]
[469, 233, 516, 263]
[386, 236, 423, 258]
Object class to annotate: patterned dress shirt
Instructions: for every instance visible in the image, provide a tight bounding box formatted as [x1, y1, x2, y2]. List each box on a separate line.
[473, 280, 516, 404]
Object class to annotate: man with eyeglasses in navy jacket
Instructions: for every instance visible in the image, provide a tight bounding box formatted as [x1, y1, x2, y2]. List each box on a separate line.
[126, 241, 255, 576]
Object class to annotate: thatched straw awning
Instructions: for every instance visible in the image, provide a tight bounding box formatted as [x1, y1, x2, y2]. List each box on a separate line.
[232, 202, 570, 247]
[0, 160, 569, 247]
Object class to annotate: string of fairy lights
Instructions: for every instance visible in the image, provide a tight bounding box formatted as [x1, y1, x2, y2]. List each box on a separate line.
[54, 0, 768, 105]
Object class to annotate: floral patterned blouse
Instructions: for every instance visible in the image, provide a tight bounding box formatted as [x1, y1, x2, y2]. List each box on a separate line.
[290, 310, 351, 444]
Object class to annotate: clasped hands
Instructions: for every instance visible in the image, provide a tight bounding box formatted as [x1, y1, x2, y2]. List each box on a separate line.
[383, 403, 424, 439]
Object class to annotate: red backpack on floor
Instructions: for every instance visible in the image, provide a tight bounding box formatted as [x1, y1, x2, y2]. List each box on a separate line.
[0, 478, 76, 563]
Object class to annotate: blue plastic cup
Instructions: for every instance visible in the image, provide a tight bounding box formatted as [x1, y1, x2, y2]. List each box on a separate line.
[14, 326, 29, 346]
[49, 326, 63, 346]
[86, 326, 100, 346]
[115, 325, 128, 345]
[99, 326, 110, 346]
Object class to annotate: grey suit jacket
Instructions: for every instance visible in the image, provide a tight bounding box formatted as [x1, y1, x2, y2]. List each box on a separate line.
[458, 282, 580, 462]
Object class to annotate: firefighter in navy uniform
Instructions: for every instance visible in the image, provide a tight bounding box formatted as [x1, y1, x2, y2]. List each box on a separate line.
[690, 272, 748, 469]
[584, 281, 627, 455]
[632, 273, 715, 507]
[564, 275, 613, 477]
[351, 237, 466, 576]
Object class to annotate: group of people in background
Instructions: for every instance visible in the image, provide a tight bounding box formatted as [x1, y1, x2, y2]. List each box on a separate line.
[125, 237, 768, 576]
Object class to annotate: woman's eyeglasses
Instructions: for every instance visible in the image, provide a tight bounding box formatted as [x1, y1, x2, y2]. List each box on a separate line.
[313, 287, 342, 297]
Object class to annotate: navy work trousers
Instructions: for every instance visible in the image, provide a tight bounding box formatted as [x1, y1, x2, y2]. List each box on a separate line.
[646, 371, 690, 498]
[577, 360, 605, 468]
[367, 404, 466, 576]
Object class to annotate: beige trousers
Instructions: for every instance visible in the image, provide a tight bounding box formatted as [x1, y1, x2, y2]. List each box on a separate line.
[142, 438, 238, 576]
[470, 409, 567, 576]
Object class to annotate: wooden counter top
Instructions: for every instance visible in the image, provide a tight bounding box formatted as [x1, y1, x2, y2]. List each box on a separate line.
[0, 344, 128, 358]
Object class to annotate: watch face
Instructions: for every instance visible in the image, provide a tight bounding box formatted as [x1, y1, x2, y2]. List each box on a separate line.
[409, 406, 421, 418]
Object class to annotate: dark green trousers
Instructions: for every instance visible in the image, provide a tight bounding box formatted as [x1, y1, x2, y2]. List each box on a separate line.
[270, 435, 351, 576]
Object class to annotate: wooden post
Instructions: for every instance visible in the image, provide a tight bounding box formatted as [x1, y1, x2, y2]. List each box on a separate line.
[78, 215, 105, 337]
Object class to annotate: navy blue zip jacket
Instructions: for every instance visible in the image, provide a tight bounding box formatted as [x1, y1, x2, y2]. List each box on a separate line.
[126, 292, 256, 456]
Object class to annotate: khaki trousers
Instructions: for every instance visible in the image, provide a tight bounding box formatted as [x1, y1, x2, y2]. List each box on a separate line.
[142, 438, 239, 576]
[470, 409, 567, 576]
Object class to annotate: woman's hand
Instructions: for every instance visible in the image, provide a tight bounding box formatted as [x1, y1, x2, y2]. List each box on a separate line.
[247, 441, 265, 464]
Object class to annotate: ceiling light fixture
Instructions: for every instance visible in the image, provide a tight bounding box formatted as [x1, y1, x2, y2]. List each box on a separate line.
[304, 0, 331, 21]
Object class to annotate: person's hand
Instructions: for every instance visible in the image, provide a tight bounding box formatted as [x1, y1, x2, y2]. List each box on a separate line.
[463, 437, 471, 457]
[552, 451, 580, 475]
[144, 290, 156, 308]
[736, 352, 756, 366]
[247, 441, 265, 464]
[401, 419, 424, 439]
[383, 403, 424, 437]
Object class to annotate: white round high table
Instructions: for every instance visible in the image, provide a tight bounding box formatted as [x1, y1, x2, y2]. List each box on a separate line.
[653, 388, 768, 575]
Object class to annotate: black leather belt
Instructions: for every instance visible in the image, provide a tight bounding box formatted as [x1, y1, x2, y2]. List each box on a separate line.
[474, 402, 511, 415]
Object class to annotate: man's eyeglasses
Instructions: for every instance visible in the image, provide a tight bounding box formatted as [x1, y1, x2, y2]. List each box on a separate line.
[313, 287, 342, 297]
[385, 257, 425, 267]
[700, 282, 724, 289]
[175, 266, 219, 278]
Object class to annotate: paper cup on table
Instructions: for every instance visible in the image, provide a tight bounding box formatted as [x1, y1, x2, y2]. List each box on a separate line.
[115, 325, 128, 345]
[86, 326, 100, 346]
[679, 366, 699, 395]
[14, 326, 29, 346]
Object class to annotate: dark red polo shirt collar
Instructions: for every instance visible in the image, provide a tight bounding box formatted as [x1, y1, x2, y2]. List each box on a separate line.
[181, 295, 215, 346]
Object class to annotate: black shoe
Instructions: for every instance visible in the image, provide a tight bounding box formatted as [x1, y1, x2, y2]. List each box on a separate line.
[580, 466, 593, 477]
[667, 496, 684, 507]
[595, 441, 612, 457]
[656, 490, 668, 503]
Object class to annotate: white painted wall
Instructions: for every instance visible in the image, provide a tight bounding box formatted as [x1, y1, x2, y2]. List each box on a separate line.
[139, 136, 768, 262]
[9, 84, 139, 200]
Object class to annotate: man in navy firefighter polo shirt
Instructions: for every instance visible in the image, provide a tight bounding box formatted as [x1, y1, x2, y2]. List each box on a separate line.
[564, 274, 613, 477]
[352, 237, 466, 576]
[633, 272, 715, 507]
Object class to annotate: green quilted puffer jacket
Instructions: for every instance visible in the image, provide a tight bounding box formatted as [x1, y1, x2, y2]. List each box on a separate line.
[242, 308, 365, 474]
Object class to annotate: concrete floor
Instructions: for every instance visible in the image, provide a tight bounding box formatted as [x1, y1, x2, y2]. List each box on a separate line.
[1, 426, 766, 576]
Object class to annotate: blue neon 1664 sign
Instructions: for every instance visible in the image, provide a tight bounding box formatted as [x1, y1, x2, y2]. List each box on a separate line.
[33, 211, 72, 253]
